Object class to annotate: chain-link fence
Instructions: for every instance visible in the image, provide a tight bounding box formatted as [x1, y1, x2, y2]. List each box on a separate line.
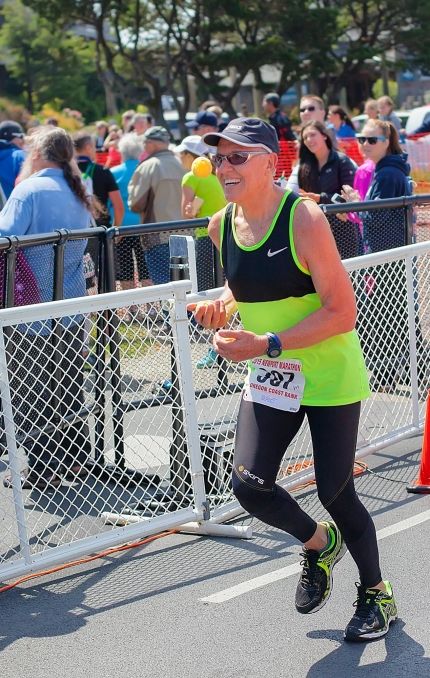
[1, 200, 429, 316]
[0, 240, 429, 579]
[322, 196, 416, 258]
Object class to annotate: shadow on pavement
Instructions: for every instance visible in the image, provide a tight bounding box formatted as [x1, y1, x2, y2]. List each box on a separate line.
[306, 620, 430, 676]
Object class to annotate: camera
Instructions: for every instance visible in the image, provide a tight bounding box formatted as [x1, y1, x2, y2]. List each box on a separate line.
[331, 193, 347, 204]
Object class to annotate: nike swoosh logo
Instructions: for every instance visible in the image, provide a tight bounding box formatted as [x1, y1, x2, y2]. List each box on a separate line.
[267, 246, 289, 257]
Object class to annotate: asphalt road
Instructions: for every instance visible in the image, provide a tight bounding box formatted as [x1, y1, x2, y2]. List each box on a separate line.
[0, 434, 429, 678]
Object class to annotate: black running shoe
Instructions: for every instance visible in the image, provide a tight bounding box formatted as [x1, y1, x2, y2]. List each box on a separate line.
[344, 581, 397, 642]
[295, 521, 346, 614]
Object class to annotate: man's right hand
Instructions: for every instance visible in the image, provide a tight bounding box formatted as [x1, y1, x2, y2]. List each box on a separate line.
[187, 299, 227, 329]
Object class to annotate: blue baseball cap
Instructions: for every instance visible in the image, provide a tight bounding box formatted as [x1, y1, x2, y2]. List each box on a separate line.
[202, 117, 279, 153]
[0, 120, 24, 142]
[185, 111, 218, 130]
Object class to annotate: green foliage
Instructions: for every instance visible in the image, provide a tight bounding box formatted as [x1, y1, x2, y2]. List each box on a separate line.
[0, 0, 105, 119]
[0, 97, 32, 125]
[372, 79, 398, 101]
[8, 0, 430, 118]
[33, 104, 85, 131]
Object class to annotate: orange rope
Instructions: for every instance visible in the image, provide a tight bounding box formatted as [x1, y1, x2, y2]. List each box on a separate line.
[0, 462, 370, 593]
[0, 528, 178, 594]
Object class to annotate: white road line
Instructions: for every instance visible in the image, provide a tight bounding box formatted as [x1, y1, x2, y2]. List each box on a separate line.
[200, 507, 430, 604]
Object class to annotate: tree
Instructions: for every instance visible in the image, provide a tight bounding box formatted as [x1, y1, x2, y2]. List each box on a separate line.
[151, 0, 337, 122]
[24, 0, 168, 119]
[0, 0, 104, 118]
[22, 0, 430, 119]
[309, 0, 430, 108]
[397, 0, 430, 72]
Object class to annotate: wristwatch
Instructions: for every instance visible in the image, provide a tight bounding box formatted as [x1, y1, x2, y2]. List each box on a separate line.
[266, 332, 283, 358]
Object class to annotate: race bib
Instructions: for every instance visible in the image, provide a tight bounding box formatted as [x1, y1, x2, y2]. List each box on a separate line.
[243, 357, 305, 412]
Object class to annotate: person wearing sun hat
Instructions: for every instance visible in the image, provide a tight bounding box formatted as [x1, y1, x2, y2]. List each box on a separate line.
[188, 117, 396, 643]
[175, 134, 226, 227]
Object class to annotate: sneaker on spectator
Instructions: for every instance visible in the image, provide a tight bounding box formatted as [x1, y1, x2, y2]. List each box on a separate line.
[196, 347, 218, 369]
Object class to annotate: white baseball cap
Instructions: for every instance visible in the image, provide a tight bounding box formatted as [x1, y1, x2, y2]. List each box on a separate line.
[175, 135, 210, 156]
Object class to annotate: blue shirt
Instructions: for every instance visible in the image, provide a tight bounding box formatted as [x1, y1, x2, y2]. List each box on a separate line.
[0, 142, 26, 199]
[109, 159, 140, 226]
[0, 168, 90, 305]
[337, 123, 356, 138]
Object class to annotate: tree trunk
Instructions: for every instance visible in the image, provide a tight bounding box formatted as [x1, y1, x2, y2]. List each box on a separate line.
[100, 70, 118, 116]
[23, 45, 33, 113]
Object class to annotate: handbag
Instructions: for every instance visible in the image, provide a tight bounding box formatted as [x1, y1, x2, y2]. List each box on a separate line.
[0, 249, 41, 307]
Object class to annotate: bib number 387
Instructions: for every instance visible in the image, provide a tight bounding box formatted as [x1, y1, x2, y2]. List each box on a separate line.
[243, 357, 305, 412]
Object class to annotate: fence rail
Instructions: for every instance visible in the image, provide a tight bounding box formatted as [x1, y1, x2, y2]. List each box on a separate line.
[1, 197, 430, 313]
[0, 238, 429, 580]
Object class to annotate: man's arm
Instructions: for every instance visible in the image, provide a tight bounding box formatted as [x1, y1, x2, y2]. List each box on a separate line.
[128, 164, 152, 215]
[187, 209, 237, 328]
[0, 196, 32, 235]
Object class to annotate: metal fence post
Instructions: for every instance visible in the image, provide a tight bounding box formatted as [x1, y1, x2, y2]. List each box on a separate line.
[405, 253, 420, 428]
[92, 229, 108, 463]
[406, 203, 416, 245]
[171, 283, 209, 520]
[0, 325, 31, 565]
[104, 228, 125, 469]
[50, 231, 68, 451]
[169, 255, 192, 500]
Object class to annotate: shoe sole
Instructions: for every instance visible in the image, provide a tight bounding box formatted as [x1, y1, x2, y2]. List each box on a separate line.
[344, 613, 398, 642]
[297, 539, 347, 615]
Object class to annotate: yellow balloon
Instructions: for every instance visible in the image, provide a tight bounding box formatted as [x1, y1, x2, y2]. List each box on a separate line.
[191, 157, 212, 178]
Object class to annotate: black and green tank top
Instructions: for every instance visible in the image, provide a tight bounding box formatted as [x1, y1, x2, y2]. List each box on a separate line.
[220, 190, 370, 406]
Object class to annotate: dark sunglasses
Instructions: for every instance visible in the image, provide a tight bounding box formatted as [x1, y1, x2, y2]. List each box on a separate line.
[212, 151, 269, 168]
[357, 135, 387, 145]
[300, 105, 316, 113]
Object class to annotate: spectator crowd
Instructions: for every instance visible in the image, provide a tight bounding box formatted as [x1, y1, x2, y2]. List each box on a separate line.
[0, 92, 425, 489]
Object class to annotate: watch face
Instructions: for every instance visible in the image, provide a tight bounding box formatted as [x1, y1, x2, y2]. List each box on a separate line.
[268, 347, 282, 358]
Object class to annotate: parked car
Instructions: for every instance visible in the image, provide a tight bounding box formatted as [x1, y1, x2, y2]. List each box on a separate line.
[163, 111, 197, 141]
[405, 105, 430, 136]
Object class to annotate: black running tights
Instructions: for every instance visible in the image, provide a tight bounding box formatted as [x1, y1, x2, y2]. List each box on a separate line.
[232, 398, 382, 587]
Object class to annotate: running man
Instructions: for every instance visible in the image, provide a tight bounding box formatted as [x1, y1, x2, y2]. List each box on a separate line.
[189, 117, 397, 642]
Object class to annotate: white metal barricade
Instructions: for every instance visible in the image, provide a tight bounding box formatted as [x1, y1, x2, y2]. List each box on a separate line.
[0, 242, 429, 581]
[185, 240, 430, 523]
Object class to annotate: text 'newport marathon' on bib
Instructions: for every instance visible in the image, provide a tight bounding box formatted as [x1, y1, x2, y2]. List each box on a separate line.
[244, 357, 305, 412]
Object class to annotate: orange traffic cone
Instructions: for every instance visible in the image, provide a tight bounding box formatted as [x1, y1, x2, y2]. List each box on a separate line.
[407, 391, 430, 494]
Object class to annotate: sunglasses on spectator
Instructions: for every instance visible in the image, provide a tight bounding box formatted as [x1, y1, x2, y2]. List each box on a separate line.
[212, 151, 269, 168]
[357, 135, 387, 145]
[300, 105, 316, 113]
